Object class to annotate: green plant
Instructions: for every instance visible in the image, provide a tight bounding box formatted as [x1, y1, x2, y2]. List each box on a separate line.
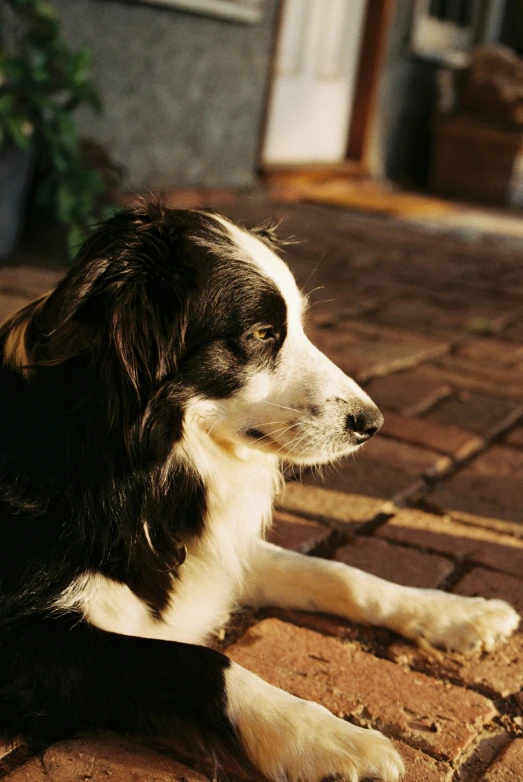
[0, 0, 110, 257]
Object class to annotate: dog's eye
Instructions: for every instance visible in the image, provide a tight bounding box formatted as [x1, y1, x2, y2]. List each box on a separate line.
[252, 327, 276, 342]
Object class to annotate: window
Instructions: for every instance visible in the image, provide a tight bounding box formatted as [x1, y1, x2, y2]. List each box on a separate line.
[411, 0, 507, 64]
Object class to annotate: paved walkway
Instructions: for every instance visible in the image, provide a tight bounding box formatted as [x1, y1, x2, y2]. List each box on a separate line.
[1, 197, 522, 780]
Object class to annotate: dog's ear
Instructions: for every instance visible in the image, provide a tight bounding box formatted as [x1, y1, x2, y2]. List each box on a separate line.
[250, 218, 291, 251]
[35, 204, 193, 423]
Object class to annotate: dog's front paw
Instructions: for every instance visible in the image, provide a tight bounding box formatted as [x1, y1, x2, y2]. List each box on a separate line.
[398, 591, 520, 653]
[226, 665, 404, 782]
[246, 701, 403, 782]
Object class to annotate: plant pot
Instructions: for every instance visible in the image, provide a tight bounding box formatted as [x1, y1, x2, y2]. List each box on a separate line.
[430, 113, 523, 207]
[0, 144, 33, 259]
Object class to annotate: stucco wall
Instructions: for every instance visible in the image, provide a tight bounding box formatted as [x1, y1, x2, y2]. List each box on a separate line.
[54, 0, 280, 191]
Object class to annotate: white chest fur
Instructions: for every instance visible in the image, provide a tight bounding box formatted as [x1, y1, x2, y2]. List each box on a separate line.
[54, 433, 280, 646]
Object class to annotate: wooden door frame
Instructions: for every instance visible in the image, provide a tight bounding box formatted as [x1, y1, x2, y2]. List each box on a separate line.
[258, 0, 396, 176]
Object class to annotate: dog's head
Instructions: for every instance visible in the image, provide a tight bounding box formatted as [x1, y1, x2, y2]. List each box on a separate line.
[5, 202, 382, 466]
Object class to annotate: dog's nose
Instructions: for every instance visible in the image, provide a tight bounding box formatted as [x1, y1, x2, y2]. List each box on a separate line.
[346, 407, 384, 442]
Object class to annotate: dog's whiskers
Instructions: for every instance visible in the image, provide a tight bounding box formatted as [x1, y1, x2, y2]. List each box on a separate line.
[264, 401, 302, 414]
[272, 429, 310, 458]
[252, 422, 299, 446]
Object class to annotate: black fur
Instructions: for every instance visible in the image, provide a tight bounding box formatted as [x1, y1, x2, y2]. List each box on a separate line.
[0, 202, 285, 755]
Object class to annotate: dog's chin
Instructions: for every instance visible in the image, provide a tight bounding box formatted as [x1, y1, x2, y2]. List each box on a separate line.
[243, 428, 363, 465]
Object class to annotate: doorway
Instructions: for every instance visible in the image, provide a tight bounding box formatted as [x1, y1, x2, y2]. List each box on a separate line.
[261, 0, 392, 170]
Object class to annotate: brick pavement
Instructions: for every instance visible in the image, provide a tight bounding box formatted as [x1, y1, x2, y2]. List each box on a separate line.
[1, 197, 523, 780]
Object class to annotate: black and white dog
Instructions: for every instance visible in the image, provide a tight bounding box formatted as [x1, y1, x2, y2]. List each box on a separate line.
[0, 203, 518, 782]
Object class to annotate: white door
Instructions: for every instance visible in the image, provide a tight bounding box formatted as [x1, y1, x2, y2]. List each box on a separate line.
[263, 0, 368, 165]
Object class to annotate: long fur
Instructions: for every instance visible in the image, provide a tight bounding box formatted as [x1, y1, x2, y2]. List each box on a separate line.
[0, 203, 309, 751]
[1, 202, 515, 782]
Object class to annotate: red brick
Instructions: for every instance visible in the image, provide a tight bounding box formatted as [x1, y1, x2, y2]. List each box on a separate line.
[363, 435, 442, 475]
[227, 618, 496, 761]
[268, 510, 330, 553]
[377, 508, 523, 578]
[418, 363, 523, 401]
[505, 425, 523, 449]
[428, 445, 523, 523]
[307, 296, 381, 326]
[388, 568, 523, 698]
[302, 436, 440, 502]
[454, 338, 523, 369]
[162, 188, 238, 210]
[390, 632, 523, 701]
[264, 607, 394, 650]
[455, 567, 523, 618]
[427, 392, 518, 434]
[0, 267, 61, 299]
[0, 294, 31, 323]
[6, 736, 209, 781]
[278, 482, 385, 528]
[334, 536, 454, 589]
[4, 758, 46, 781]
[0, 737, 26, 777]
[364, 366, 453, 412]
[371, 298, 456, 333]
[380, 410, 474, 454]
[503, 320, 523, 343]
[373, 294, 515, 335]
[0, 737, 20, 762]
[310, 320, 448, 383]
[393, 740, 453, 781]
[372, 297, 491, 335]
[435, 356, 523, 399]
[449, 510, 523, 541]
[480, 738, 523, 781]
[451, 731, 512, 782]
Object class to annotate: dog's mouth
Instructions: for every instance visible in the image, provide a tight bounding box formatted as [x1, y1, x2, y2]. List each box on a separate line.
[242, 424, 365, 465]
[243, 427, 286, 455]
[244, 428, 267, 441]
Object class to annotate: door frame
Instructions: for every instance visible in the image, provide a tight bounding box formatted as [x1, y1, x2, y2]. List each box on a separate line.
[258, 0, 395, 176]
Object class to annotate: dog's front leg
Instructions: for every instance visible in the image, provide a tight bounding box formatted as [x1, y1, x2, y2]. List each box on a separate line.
[10, 613, 403, 782]
[242, 540, 519, 653]
[225, 662, 404, 782]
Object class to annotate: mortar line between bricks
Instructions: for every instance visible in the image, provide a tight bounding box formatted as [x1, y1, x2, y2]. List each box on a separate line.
[273, 504, 335, 529]
[308, 528, 349, 559]
[275, 494, 396, 534]
[449, 728, 513, 782]
[305, 511, 398, 559]
[359, 329, 523, 403]
[352, 524, 469, 580]
[434, 560, 472, 593]
[389, 403, 523, 512]
[0, 745, 31, 779]
[426, 403, 523, 482]
[356, 324, 489, 386]
[354, 510, 396, 536]
[356, 342, 453, 384]
[372, 506, 523, 581]
[418, 362, 523, 401]
[340, 709, 476, 767]
[366, 617, 523, 707]
[484, 403, 523, 444]
[325, 613, 522, 710]
[401, 384, 454, 417]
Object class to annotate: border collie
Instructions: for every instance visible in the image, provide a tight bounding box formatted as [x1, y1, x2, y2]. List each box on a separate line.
[0, 203, 518, 782]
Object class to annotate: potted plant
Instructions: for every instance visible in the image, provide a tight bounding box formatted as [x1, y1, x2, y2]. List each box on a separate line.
[0, 0, 108, 259]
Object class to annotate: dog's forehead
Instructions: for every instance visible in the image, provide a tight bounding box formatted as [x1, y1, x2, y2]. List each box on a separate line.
[212, 215, 303, 318]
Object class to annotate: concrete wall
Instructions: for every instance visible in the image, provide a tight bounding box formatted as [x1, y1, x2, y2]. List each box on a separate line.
[54, 0, 280, 191]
